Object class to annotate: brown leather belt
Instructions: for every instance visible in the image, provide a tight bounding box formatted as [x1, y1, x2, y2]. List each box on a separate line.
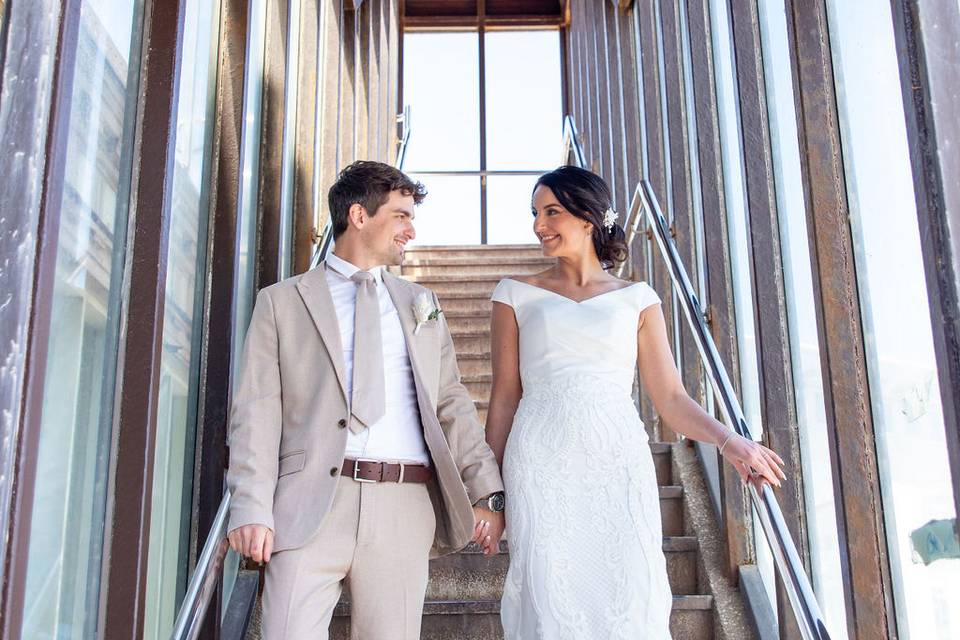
[341, 458, 433, 484]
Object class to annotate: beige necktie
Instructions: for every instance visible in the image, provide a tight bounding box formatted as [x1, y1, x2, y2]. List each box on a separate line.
[349, 271, 386, 433]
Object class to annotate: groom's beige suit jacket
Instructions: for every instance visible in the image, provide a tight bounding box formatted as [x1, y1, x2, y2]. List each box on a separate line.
[226, 262, 504, 557]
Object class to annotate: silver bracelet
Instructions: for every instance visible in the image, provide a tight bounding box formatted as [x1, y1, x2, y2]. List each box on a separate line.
[718, 431, 736, 455]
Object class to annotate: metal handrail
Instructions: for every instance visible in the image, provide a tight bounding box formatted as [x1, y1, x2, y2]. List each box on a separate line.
[561, 115, 586, 168]
[171, 108, 414, 640]
[561, 113, 829, 638]
[625, 180, 830, 640]
[170, 490, 232, 639]
[396, 104, 411, 170]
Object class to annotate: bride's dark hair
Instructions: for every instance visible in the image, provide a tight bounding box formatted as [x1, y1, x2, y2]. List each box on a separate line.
[532, 166, 628, 269]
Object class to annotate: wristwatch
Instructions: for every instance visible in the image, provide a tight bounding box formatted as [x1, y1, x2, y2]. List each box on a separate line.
[475, 491, 506, 513]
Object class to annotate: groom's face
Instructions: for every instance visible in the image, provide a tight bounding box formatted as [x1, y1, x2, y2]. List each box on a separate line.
[363, 190, 417, 266]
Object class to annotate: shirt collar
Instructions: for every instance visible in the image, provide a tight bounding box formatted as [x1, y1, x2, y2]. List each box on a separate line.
[326, 252, 385, 285]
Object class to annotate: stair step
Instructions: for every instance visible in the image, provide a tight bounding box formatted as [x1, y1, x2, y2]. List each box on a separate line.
[427, 542, 509, 601]
[402, 256, 553, 277]
[456, 353, 492, 377]
[660, 485, 685, 537]
[664, 536, 700, 595]
[651, 441, 674, 486]
[446, 314, 491, 333]
[405, 275, 501, 296]
[670, 595, 715, 640]
[453, 332, 491, 355]
[327, 595, 715, 640]
[404, 244, 544, 261]
[436, 295, 494, 315]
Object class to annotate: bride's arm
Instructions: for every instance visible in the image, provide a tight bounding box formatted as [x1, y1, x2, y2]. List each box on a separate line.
[636, 303, 785, 487]
[486, 301, 522, 467]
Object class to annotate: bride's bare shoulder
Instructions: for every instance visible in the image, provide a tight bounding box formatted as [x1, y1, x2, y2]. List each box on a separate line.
[508, 271, 553, 287]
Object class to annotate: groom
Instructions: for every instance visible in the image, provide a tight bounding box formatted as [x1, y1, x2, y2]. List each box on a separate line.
[226, 161, 505, 638]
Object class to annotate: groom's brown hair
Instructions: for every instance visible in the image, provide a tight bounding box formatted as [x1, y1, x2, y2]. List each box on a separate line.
[328, 160, 427, 238]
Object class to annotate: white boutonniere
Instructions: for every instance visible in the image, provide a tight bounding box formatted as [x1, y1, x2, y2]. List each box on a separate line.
[413, 292, 443, 334]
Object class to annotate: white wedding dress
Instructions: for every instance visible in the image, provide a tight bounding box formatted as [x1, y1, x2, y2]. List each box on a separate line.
[491, 278, 673, 640]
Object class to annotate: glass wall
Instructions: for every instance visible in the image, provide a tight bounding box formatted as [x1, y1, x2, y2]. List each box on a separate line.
[278, 0, 302, 280]
[403, 32, 481, 245]
[484, 31, 561, 244]
[21, 1, 145, 637]
[233, 0, 269, 378]
[757, 0, 848, 635]
[225, 0, 269, 611]
[708, 0, 776, 617]
[403, 30, 561, 245]
[142, 1, 221, 636]
[678, 0, 721, 518]
[826, 1, 960, 636]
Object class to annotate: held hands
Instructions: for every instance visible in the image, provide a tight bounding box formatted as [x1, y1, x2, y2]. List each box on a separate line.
[227, 524, 275, 564]
[472, 506, 505, 556]
[719, 432, 786, 489]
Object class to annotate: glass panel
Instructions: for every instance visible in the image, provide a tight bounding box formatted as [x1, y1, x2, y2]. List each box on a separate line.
[709, 0, 776, 617]
[278, 0, 302, 280]
[225, 0, 270, 611]
[142, 1, 221, 636]
[487, 175, 540, 245]
[407, 175, 481, 246]
[757, 0, 848, 634]
[826, 1, 960, 637]
[677, 0, 722, 519]
[402, 32, 480, 171]
[484, 31, 562, 171]
[233, 0, 269, 378]
[21, 1, 144, 637]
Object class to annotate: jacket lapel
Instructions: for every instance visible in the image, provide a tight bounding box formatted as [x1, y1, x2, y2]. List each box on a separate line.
[382, 271, 439, 407]
[296, 262, 348, 401]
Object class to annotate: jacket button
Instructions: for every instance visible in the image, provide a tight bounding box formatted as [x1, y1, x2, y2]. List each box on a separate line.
[338, 418, 347, 429]
[330, 467, 339, 477]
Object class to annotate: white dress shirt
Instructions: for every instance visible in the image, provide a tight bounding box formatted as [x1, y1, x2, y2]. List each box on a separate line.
[325, 253, 430, 464]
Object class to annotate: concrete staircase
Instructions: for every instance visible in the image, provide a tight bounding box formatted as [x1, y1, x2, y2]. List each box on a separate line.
[246, 244, 729, 639]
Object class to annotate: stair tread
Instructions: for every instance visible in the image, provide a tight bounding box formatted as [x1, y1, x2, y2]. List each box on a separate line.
[457, 351, 492, 359]
[454, 540, 509, 555]
[406, 244, 541, 251]
[660, 485, 684, 499]
[403, 257, 552, 266]
[671, 594, 715, 610]
[405, 275, 504, 283]
[334, 595, 713, 616]
[434, 292, 497, 299]
[443, 311, 493, 318]
[649, 442, 673, 454]
[663, 536, 699, 552]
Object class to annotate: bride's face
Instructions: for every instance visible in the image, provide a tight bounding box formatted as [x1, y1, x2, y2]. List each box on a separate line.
[531, 185, 595, 259]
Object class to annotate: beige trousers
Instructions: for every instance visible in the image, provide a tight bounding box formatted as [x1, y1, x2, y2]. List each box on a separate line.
[261, 476, 437, 639]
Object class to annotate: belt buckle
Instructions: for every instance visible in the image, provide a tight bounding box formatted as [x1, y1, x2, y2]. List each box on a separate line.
[397, 462, 405, 484]
[353, 458, 380, 483]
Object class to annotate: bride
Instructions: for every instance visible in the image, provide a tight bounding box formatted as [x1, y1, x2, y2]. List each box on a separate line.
[481, 166, 785, 639]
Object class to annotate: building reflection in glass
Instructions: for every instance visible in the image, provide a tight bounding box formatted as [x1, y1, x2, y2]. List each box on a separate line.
[22, 2, 144, 637]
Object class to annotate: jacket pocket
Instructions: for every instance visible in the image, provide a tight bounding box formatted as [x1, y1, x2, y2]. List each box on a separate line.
[277, 450, 306, 477]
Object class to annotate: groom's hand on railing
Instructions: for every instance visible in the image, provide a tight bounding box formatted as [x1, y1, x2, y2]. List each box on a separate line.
[719, 433, 786, 489]
[471, 507, 505, 556]
[227, 524, 275, 564]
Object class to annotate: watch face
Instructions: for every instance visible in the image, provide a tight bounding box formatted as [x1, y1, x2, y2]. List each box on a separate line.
[490, 493, 505, 512]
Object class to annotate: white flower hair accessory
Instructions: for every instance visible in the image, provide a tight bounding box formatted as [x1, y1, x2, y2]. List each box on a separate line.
[602, 207, 618, 232]
[412, 291, 443, 334]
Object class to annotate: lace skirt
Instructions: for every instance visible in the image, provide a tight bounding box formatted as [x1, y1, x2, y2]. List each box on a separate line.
[501, 379, 673, 640]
